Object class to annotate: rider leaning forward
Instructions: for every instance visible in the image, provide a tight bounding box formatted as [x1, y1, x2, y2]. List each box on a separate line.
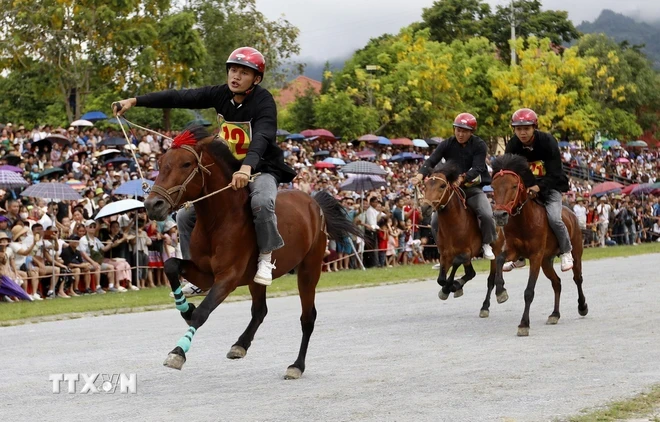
[113, 47, 297, 290]
[502, 108, 574, 272]
[411, 113, 497, 261]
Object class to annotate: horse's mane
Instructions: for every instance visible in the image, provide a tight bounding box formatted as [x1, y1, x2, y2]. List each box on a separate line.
[171, 125, 242, 177]
[431, 161, 462, 183]
[491, 154, 537, 187]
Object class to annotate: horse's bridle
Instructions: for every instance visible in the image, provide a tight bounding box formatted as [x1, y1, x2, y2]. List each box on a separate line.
[150, 145, 213, 209]
[492, 169, 529, 216]
[420, 175, 467, 211]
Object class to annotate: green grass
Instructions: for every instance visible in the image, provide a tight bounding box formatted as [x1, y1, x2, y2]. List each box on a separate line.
[568, 385, 660, 422]
[1, 243, 658, 325]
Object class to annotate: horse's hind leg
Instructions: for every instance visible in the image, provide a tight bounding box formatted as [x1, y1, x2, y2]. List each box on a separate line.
[164, 280, 233, 371]
[453, 262, 475, 299]
[541, 258, 561, 325]
[227, 283, 268, 359]
[285, 243, 323, 380]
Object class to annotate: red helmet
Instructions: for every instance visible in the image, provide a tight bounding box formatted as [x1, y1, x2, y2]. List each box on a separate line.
[226, 47, 266, 76]
[453, 113, 477, 131]
[511, 108, 538, 127]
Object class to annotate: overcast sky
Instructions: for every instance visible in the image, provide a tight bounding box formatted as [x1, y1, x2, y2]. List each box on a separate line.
[256, 0, 660, 61]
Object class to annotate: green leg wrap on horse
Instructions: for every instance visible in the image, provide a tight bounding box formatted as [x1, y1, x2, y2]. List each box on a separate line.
[173, 286, 190, 313]
[176, 326, 196, 353]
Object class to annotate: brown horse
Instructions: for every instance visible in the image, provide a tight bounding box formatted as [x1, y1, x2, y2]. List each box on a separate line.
[144, 126, 360, 379]
[422, 162, 508, 318]
[490, 154, 588, 336]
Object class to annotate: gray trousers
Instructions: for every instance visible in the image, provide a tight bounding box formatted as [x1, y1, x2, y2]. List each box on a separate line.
[431, 187, 497, 245]
[177, 173, 284, 259]
[545, 189, 572, 254]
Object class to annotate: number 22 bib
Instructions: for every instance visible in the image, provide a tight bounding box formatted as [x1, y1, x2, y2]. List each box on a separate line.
[217, 114, 252, 160]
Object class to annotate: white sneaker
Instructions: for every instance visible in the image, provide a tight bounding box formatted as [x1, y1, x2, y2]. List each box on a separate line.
[482, 244, 495, 260]
[169, 282, 206, 298]
[129, 285, 140, 291]
[560, 252, 573, 272]
[117, 286, 127, 293]
[32, 293, 43, 301]
[503, 259, 526, 272]
[432, 263, 441, 270]
[254, 259, 276, 286]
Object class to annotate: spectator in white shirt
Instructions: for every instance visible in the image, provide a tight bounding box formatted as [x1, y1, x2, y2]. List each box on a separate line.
[77, 220, 121, 293]
[573, 197, 587, 230]
[9, 225, 41, 300]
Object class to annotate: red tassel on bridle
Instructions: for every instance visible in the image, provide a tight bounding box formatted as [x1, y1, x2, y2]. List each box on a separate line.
[171, 130, 198, 149]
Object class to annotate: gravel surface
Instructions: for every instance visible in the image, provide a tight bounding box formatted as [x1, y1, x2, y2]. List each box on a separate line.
[2, 254, 660, 422]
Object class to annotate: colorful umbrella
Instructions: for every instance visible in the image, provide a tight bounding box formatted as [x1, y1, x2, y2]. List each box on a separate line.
[95, 199, 145, 219]
[285, 133, 305, 141]
[356, 150, 377, 159]
[323, 157, 346, 166]
[301, 129, 336, 140]
[390, 137, 413, 146]
[412, 139, 429, 148]
[314, 162, 335, 169]
[312, 150, 330, 157]
[590, 181, 624, 197]
[99, 137, 129, 147]
[358, 134, 379, 143]
[20, 183, 83, 200]
[377, 136, 391, 145]
[80, 111, 108, 122]
[114, 179, 154, 197]
[341, 161, 387, 176]
[615, 157, 630, 163]
[70, 119, 94, 127]
[340, 175, 387, 192]
[627, 140, 648, 147]
[0, 170, 29, 189]
[0, 165, 24, 173]
[35, 167, 65, 180]
[65, 179, 87, 191]
[276, 129, 291, 137]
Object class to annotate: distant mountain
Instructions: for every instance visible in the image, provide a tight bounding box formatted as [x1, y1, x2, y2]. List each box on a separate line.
[278, 55, 349, 85]
[577, 9, 660, 68]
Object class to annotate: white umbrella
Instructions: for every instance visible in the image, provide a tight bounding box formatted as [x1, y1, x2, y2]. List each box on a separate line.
[70, 119, 94, 127]
[95, 199, 145, 219]
[98, 149, 122, 156]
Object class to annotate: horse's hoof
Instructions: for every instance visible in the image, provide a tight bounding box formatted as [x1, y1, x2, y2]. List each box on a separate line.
[284, 366, 303, 380]
[578, 304, 589, 316]
[453, 289, 464, 298]
[479, 310, 489, 318]
[496, 290, 509, 304]
[546, 316, 559, 325]
[226, 345, 247, 360]
[163, 351, 186, 370]
[438, 290, 449, 301]
[517, 327, 529, 337]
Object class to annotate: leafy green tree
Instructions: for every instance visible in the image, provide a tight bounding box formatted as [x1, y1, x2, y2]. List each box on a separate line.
[488, 1, 580, 63]
[415, 0, 493, 44]
[281, 87, 319, 133]
[192, 0, 301, 88]
[314, 91, 380, 140]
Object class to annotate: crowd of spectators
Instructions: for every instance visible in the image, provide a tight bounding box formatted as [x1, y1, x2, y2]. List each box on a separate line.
[1, 120, 659, 303]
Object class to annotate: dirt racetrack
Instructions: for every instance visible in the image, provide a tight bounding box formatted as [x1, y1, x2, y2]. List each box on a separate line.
[1, 254, 659, 422]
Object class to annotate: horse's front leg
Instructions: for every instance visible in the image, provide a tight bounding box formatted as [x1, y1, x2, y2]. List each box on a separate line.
[439, 263, 461, 300]
[164, 277, 235, 370]
[493, 257, 508, 304]
[518, 255, 542, 337]
[164, 258, 214, 325]
[450, 254, 471, 298]
[227, 282, 268, 360]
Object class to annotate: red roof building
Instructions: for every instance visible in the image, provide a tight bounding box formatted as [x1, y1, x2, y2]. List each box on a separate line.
[274, 76, 322, 108]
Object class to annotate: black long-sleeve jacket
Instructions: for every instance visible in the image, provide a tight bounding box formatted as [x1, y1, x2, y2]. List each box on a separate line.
[505, 130, 569, 193]
[136, 84, 296, 183]
[419, 135, 491, 187]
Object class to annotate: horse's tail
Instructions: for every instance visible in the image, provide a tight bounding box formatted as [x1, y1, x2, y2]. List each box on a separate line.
[312, 191, 361, 241]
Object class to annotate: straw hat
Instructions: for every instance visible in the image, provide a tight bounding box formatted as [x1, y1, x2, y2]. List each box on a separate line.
[11, 225, 29, 240]
[0, 232, 9, 241]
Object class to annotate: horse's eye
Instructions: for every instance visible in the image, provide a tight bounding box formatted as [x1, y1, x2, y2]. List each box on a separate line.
[182, 162, 192, 169]
[512, 184, 518, 189]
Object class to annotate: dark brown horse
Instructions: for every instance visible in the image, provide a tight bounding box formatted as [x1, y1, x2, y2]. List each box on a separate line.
[144, 126, 360, 379]
[422, 162, 508, 317]
[490, 154, 588, 336]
